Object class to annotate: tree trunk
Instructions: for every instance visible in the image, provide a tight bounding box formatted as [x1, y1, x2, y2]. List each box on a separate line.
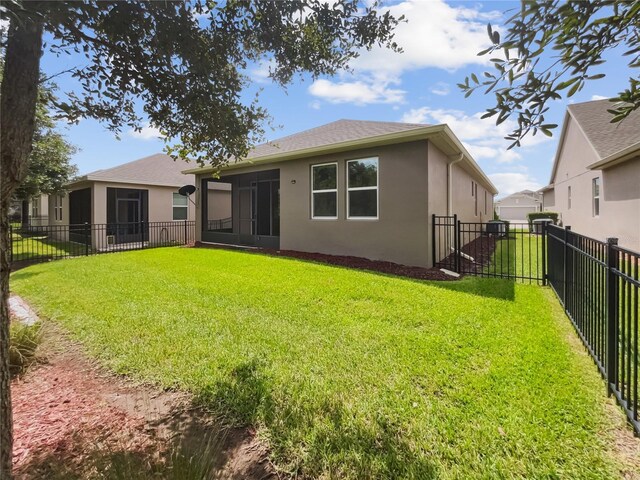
[0, 11, 44, 479]
[20, 199, 29, 228]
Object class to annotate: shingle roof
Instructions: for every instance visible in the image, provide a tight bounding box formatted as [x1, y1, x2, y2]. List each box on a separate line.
[568, 99, 640, 160]
[242, 119, 428, 162]
[77, 153, 193, 187]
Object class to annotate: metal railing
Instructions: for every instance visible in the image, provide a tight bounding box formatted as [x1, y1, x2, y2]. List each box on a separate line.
[547, 225, 639, 435]
[10, 221, 196, 265]
[432, 215, 546, 284]
[207, 217, 232, 232]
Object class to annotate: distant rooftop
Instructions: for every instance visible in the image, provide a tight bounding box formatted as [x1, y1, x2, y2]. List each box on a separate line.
[71, 153, 193, 187]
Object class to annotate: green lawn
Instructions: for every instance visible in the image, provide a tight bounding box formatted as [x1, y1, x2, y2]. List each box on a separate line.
[11, 231, 89, 262]
[10, 248, 623, 478]
[486, 232, 543, 282]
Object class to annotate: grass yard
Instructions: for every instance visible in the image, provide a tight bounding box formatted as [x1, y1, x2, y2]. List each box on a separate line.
[486, 232, 543, 282]
[11, 231, 89, 262]
[10, 247, 625, 478]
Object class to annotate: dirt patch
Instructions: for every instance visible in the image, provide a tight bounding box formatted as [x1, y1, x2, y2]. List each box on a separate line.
[11, 323, 276, 479]
[194, 242, 457, 281]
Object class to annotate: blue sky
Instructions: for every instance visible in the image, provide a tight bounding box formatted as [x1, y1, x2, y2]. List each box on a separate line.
[37, 0, 630, 197]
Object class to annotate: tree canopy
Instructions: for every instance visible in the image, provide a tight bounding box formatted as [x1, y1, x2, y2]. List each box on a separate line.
[0, 2, 402, 476]
[14, 84, 77, 201]
[460, 0, 640, 147]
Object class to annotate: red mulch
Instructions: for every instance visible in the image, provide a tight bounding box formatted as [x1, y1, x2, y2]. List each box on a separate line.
[11, 349, 155, 477]
[194, 242, 457, 281]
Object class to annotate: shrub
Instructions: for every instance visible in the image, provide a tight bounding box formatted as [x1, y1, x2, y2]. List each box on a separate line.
[9, 322, 42, 376]
[527, 211, 559, 226]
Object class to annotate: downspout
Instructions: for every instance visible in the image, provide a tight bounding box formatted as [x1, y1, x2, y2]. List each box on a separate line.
[447, 153, 464, 216]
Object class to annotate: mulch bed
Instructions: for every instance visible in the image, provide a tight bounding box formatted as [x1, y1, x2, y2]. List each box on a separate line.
[194, 242, 458, 281]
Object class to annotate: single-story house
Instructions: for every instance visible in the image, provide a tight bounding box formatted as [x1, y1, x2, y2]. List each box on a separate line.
[494, 190, 542, 221]
[540, 99, 640, 250]
[47, 153, 229, 247]
[184, 119, 498, 268]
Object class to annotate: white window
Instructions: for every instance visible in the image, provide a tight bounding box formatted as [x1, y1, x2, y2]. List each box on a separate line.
[172, 192, 188, 220]
[567, 186, 571, 210]
[592, 177, 600, 217]
[311, 163, 337, 219]
[54, 195, 63, 221]
[347, 157, 378, 219]
[31, 198, 39, 217]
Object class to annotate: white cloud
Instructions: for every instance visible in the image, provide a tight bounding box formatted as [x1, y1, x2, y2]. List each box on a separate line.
[308, 0, 500, 105]
[430, 82, 450, 96]
[400, 106, 551, 164]
[309, 100, 321, 110]
[353, 0, 499, 75]
[308, 78, 405, 105]
[490, 173, 542, 197]
[591, 95, 608, 101]
[127, 123, 164, 141]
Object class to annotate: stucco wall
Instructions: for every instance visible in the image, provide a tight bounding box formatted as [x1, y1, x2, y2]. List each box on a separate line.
[549, 114, 640, 250]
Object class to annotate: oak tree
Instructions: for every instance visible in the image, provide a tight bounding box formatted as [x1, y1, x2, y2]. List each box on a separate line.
[0, 1, 401, 476]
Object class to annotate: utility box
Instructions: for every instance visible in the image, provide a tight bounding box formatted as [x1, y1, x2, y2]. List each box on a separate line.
[532, 218, 553, 235]
[486, 220, 506, 236]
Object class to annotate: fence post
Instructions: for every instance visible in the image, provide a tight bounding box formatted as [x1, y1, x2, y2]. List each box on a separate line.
[184, 219, 188, 245]
[431, 214, 436, 268]
[563, 226, 571, 309]
[541, 221, 547, 286]
[84, 223, 89, 256]
[454, 214, 460, 273]
[9, 224, 13, 264]
[140, 221, 144, 249]
[606, 237, 619, 396]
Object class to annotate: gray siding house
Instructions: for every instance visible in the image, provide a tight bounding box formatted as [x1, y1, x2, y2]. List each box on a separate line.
[495, 190, 542, 221]
[185, 120, 498, 268]
[541, 99, 640, 250]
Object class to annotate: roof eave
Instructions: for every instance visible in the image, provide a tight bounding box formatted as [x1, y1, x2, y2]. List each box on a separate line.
[586, 142, 640, 170]
[183, 124, 498, 194]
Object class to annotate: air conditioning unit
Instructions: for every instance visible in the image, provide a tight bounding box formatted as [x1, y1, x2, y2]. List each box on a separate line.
[106, 235, 115, 245]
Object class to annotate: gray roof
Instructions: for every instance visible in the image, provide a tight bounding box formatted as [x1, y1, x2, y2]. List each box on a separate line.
[568, 99, 640, 159]
[74, 153, 193, 187]
[243, 119, 428, 162]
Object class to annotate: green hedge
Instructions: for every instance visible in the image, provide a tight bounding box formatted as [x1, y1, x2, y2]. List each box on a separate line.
[527, 211, 559, 226]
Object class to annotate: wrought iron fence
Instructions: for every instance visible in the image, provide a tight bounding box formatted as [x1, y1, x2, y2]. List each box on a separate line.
[9, 221, 196, 265]
[432, 215, 546, 284]
[547, 225, 639, 435]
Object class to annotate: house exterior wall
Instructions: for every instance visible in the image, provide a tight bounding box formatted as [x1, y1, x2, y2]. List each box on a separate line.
[196, 140, 495, 268]
[546, 115, 640, 250]
[29, 194, 49, 225]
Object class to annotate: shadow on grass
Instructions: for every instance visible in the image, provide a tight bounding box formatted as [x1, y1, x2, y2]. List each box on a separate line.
[429, 276, 516, 301]
[196, 359, 439, 478]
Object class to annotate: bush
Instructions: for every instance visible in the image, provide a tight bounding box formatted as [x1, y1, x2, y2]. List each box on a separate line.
[9, 322, 42, 376]
[527, 211, 559, 226]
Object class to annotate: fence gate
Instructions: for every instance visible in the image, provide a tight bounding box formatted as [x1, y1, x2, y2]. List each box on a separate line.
[432, 214, 546, 284]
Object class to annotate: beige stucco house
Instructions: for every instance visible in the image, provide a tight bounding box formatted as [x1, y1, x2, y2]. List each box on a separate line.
[541, 99, 640, 250]
[185, 119, 498, 268]
[495, 190, 542, 221]
[47, 153, 229, 248]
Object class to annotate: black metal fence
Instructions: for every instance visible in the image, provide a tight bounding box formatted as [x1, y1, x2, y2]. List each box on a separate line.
[547, 225, 639, 435]
[432, 214, 546, 284]
[10, 221, 196, 265]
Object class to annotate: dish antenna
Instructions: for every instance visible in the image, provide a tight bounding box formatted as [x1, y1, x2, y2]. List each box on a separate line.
[178, 184, 197, 205]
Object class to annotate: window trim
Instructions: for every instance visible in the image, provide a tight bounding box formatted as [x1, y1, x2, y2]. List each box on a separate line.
[172, 192, 189, 221]
[53, 195, 63, 221]
[311, 162, 338, 220]
[592, 177, 600, 217]
[346, 157, 379, 220]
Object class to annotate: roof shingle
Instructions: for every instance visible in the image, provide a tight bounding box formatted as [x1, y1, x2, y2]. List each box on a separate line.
[81, 153, 192, 186]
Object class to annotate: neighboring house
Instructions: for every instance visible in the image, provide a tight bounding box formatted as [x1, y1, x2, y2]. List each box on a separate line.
[28, 194, 50, 226]
[494, 190, 542, 221]
[47, 153, 230, 247]
[184, 119, 498, 268]
[541, 99, 640, 250]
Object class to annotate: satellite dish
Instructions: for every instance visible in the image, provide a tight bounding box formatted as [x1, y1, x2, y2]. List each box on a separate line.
[178, 184, 196, 197]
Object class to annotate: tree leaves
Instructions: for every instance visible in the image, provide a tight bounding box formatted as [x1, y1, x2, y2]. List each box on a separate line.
[459, 0, 639, 147]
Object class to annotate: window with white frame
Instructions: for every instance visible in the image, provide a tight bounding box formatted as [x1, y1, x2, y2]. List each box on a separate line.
[311, 163, 337, 219]
[592, 177, 600, 217]
[347, 157, 378, 219]
[54, 195, 63, 221]
[31, 198, 39, 217]
[172, 192, 188, 220]
[567, 186, 572, 210]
